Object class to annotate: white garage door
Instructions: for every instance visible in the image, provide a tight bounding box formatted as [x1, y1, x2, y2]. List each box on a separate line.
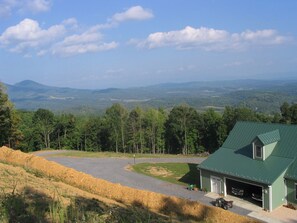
[211, 176, 221, 194]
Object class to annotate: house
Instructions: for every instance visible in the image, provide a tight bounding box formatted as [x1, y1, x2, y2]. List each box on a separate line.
[198, 121, 297, 212]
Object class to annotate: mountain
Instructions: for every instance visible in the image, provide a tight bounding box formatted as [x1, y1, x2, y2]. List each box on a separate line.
[4, 79, 297, 114]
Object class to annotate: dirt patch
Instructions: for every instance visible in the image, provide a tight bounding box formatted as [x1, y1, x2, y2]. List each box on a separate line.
[125, 164, 133, 171]
[147, 166, 173, 177]
[0, 146, 260, 223]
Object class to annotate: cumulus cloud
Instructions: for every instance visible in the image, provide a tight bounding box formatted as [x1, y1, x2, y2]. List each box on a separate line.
[51, 26, 118, 56]
[137, 26, 290, 51]
[0, 0, 51, 16]
[0, 0, 18, 16]
[24, 0, 50, 13]
[62, 18, 78, 28]
[0, 17, 118, 56]
[111, 5, 153, 23]
[0, 18, 65, 52]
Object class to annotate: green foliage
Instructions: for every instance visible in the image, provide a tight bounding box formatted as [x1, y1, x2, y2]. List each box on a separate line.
[14, 102, 281, 154]
[0, 83, 21, 148]
[165, 105, 200, 154]
[105, 103, 128, 153]
[32, 108, 55, 149]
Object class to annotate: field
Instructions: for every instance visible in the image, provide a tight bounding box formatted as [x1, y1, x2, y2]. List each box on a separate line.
[0, 146, 259, 223]
[132, 163, 200, 187]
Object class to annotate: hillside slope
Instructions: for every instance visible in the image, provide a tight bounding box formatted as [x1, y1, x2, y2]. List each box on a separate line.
[0, 147, 259, 223]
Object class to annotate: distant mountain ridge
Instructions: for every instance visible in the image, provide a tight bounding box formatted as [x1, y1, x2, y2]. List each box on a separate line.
[3, 79, 297, 114]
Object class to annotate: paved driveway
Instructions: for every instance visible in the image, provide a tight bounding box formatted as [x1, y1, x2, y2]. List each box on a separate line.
[36, 151, 253, 218]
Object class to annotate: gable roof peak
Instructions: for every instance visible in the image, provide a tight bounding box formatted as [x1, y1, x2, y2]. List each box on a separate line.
[255, 129, 280, 146]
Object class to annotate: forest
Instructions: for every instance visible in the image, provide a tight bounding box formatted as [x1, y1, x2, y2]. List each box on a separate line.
[1, 83, 296, 154]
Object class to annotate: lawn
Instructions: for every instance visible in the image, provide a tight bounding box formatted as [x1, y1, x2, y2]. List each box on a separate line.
[132, 163, 200, 187]
[42, 150, 198, 159]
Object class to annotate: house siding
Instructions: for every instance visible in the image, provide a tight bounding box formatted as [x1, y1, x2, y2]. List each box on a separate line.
[271, 171, 286, 209]
[264, 142, 277, 160]
[200, 169, 223, 193]
[286, 179, 297, 205]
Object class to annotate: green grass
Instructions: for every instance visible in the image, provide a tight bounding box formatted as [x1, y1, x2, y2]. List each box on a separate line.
[46, 150, 198, 159]
[132, 163, 200, 187]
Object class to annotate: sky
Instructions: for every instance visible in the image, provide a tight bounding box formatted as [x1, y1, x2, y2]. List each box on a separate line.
[0, 0, 297, 89]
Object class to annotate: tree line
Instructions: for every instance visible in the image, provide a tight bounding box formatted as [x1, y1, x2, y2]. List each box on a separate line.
[1, 83, 296, 154]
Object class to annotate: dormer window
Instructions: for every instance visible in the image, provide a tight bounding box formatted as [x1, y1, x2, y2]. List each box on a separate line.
[252, 129, 280, 161]
[255, 145, 262, 159]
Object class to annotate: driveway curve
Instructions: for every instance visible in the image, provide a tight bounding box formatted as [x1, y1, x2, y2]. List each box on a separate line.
[36, 151, 252, 217]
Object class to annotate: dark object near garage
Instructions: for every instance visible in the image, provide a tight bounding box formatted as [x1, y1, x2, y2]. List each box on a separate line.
[231, 187, 244, 197]
[251, 193, 262, 202]
[214, 198, 233, 210]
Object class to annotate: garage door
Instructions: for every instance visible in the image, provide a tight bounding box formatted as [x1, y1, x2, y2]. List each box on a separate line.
[211, 176, 222, 194]
[226, 178, 263, 207]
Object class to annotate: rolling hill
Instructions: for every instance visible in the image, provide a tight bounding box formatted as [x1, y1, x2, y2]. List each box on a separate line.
[4, 79, 297, 114]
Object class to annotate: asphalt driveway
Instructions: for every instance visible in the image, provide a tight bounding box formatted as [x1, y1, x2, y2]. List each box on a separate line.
[36, 151, 253, 217]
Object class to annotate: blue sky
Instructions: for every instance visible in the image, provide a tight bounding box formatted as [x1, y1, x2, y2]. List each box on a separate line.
[0, 0, 296, 89]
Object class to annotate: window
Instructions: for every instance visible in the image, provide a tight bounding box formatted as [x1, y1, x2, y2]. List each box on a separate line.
[255, 145, 262, 158]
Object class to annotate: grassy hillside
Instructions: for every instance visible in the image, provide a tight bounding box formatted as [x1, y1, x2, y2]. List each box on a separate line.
[0, 147, 259, 223]
[0, 162, 168, 223]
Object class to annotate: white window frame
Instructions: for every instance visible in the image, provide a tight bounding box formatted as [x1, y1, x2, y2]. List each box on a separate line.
[253, 142, 263, 160]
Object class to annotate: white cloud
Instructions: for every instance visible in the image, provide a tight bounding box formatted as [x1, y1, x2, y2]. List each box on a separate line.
[137, 26, 291, 51]
[51, 26, 118, 56]
[0, 0, 18, 16]
[0, 17, 118, 56]
[0, 0, 51, 16]
[62, 18, 78, 29]
[52, 42, 118, 56]
[232, 29, 288, 45]
[111, 5, 153, 23]
[142, 26, 228, 49]
[0, 18, 65, 52]
[24, 0, 50, 13]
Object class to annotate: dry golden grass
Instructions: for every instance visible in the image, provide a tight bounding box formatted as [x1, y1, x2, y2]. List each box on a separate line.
[0, 146, 259, 223]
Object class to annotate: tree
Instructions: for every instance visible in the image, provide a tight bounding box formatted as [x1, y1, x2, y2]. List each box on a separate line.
[144, 108, 166, 154]
[105, 104, 128, 153]
[200, 108, 226, 153]
[0, 83, 21, 147]
[17, 110, 42, 152]
[54, 114, 76, 149]
[127, 107, 144, 153]
[290, 104, 297, 124]
[280, 102, 291, 123]
[79, 116, 104, 151]
[222, 106, 259, 133]
[32, 109, 55, 149]
[165, 105, 199, 155]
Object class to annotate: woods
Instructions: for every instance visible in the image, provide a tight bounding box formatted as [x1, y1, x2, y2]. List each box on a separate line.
[0, 84, 295, 154]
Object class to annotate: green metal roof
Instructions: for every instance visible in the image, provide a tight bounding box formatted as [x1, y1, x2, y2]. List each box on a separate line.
[199, 147, 293, 184]
[200, 121, 297, 182]
[256, 129, 280, 146]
